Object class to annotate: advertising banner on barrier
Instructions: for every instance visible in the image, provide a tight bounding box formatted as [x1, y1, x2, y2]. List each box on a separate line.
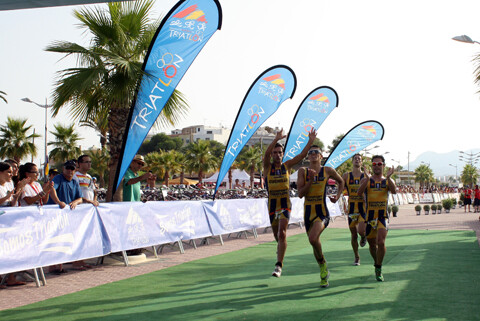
[202, 199, 270, 235]
[99, 201, 211, 251]
[0, 205, 107, 275]
[283, 86, 338, 162]
[214, 65, 297, 196]
[419, 193, 434, 203]
[113, 0, 222, 195]
[324, 120, 384, 169]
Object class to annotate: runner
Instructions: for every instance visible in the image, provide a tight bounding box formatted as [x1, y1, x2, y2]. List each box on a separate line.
[357, 155, 396, 281]
[264, 128, 316, 278]
[342, 153, 367, 266]
[297, 145, 344, 287]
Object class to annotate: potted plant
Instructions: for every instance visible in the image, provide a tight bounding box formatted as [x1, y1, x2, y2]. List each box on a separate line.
[415, 205, 422, 215]
[431, 204, 437, 214]
[387, 205, 392, 216]
[423, 204, 430, 215]
[392, 205, 399, 217]
[442, 199, 453, 213]
[437, 204, 442, 214]
[458, 200, 463, 208]
[451, 198, 457, 209]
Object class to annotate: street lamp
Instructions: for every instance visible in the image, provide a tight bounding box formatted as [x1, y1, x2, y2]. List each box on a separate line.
[21, 97, 53, 178]
[452, 35, 480, 45]
[363, 145, 379, 156]
[449, 163, 458, 184]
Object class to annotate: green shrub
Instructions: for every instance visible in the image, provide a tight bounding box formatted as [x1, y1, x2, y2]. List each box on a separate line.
[431, 204, 437, 211]
[392, 205, 399, 213]
[423, 204, 430, 212]
[415, 205, 422, 211]
[442, 199, 453, 210]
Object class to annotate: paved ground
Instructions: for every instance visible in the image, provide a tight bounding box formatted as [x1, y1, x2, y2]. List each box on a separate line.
[1, 203, 479, 311]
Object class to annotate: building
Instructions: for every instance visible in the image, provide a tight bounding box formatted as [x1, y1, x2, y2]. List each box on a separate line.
[169, 125, 231, 146]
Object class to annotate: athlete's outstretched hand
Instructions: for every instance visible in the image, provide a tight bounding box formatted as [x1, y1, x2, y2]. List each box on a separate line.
[386, 166, 395, 179]
[275, 129, 286, 141]
[308, 128, 317, 141]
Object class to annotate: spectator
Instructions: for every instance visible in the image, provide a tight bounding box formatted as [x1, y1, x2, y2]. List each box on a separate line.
[47, 160, 83, 209]
[74, 155, 99, 206]
[123, 155, 152, 202]
[4, 159, 19, 187]
[233, 179, 241, 189]
[18, 163, 53, 207]
[48, 168, 59, 181]
[46, 160, 83, 274]
[0, 162, 28, 287]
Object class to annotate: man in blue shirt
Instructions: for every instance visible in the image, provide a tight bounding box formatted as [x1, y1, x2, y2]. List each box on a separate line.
[48, 160, 83, 209]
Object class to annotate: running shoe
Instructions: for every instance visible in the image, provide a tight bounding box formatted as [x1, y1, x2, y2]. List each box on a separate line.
[360, 236, 367, 247]
[375, 267, 384, 282]
[320, 263, 330, 287]
[272, 265, 282, 277]
[353, 257, 360, 266]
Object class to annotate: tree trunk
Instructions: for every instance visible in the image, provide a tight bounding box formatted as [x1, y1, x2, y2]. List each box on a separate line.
[228, 169, 232, 189]
[106, 106, 129, 202]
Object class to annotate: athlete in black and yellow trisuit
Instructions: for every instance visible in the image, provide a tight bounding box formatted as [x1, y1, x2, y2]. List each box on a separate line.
[357, 155, 396, 282]
[297, 145, 344, 288]
[264, 128, 316, 278]
[342, 153, 367, 266]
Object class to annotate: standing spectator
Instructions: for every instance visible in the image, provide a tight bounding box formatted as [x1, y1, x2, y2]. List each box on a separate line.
[464, 185, 472, 213]
[46, 160, 83, 274]
[47, 160, 83, 209]
[123, 155, 152, 202]
[473, 185, 480, 213]
[0, 162, 28, 287]
[18, 163, 53, 206]
[74, 155, 99, 206]
[48, 168, 59, 181]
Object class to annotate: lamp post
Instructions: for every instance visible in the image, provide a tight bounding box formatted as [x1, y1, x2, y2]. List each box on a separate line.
[452, 35, 480, 45]
[21, 97, 53, 178]
[449, 163, 458, 185]
[363, 145, 379, 157]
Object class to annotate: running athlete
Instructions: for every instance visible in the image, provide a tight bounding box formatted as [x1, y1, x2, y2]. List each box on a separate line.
[342, 153, 367, 266]
[297, 145, 344, 287]
[264, 128, 316, 278]
[357, 155, 396, 282]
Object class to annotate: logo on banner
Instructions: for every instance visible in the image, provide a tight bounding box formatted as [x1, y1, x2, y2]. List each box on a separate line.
[126, 208, 149, 247]
[226, 104, 265, 157]
[326, 140, 362, 167]
[284, 118, 316, 160]
[238, 202, 263, 225]
[358, 125, 377, 141]
[130, 52, 185, 132]
[170, 5, 208, 42]
[39, 234, 74, 255]
[258, 74, 286, 102]
[307, 93, 330, 113]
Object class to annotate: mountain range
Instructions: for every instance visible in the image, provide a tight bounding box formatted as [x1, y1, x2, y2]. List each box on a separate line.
[401, 149, 480, 178]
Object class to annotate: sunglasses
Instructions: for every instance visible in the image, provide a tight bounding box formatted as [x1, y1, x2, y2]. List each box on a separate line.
[28, 171, 39, 174]
[308, 150, 321, 155]
[372, 162, 384, 166]
[65, 166, 76, 170]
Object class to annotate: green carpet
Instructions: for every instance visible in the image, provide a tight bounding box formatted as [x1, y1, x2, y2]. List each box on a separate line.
[2, 228, 479, 321]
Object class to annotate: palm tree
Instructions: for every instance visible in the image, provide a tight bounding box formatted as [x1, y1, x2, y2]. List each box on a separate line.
[144, 152, 165, 184]
[0, 91, 7, 104]
[185, 140, 218, 184]
[45, 0, 189, 201]
[87, 148, 110, 188]
[0, 117, 39, 163]
[48, 123, 82, 162]
[238, 145, 262, 188]
[414, 164, 434, 188]
[461, 164, 479, 186]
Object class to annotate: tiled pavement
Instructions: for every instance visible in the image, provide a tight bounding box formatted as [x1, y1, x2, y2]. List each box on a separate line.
[1, 203, 479, 311]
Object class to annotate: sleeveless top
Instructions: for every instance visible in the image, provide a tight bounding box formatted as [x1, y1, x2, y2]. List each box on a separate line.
[304, 167, 328, 207]
[266, 163, 291, 214]
[365, 177, 389, 219]
[345, 172, 365, 214]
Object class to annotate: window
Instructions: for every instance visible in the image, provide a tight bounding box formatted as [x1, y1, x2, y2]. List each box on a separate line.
[207, 131, 212, 134]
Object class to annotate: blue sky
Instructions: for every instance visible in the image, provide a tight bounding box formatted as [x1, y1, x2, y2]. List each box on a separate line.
[1, 0, 480, 174]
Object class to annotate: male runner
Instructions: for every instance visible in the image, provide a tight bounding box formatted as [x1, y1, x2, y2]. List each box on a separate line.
[357, 155, 396, 282]
[342, 153, 367, 266]
[297, 145, 344, 287]
[264, 128, 316, 278]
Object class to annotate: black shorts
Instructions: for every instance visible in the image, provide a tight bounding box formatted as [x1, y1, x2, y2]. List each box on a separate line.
[464, 198, 472, 205]
[474, 198, 480, 206]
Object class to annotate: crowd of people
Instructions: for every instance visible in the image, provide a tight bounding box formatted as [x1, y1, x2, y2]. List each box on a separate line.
[0, 131, 474, 289]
